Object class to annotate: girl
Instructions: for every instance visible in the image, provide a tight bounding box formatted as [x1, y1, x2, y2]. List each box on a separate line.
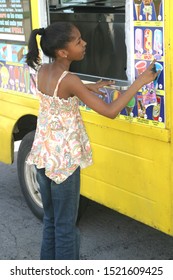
[26, 22, 158, 260]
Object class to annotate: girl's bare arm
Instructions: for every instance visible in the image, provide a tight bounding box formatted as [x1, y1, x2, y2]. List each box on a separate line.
[65, 61, 159, 119]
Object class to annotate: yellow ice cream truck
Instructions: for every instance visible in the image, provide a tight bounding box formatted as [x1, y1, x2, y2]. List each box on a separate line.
[0, 0, 172, 235]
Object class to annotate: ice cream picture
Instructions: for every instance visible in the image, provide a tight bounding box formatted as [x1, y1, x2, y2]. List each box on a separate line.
[125, 97, 136, 116]
[135, 60, 147, 76]
[133, 0, 164, 124]
[0, 45, 7, 60]
[0, 62, 9, 89]
[9, 65, 15, 90]
[153, 0, 162, 20]
[152, 96, 161, 121]
[144, 29, 153, 60]
[141, 82, 157, 108]
[153, 62, 163, 89]
[135, 28, 143, 58]
[154, 29, 162, 60]
[14, 66, 20, 91]
[137, 96, 146, 118]
[142, 0, 152, 21]
[134, 0, 142, 20]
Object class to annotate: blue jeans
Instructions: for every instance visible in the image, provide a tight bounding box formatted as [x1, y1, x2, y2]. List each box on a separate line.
[36, 167, 80, 260]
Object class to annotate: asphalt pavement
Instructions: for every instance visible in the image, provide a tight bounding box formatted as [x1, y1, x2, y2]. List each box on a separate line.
[1, 149, 173, 260]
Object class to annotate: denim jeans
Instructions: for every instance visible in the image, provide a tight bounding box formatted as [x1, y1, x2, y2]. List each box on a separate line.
[36, 167, 80, 260]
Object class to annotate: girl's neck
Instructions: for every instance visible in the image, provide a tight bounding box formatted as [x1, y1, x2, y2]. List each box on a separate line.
[52, 58, 71, 72]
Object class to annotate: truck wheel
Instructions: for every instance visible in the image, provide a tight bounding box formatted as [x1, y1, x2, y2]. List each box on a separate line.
[17, 131, 43, 220]
[17, 131, 89, 221]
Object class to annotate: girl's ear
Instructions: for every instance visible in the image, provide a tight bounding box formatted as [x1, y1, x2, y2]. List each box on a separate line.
[56, 49, 68, 58]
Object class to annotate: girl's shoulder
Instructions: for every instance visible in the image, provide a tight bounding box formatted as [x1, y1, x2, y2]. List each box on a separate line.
[63, 71, 83, 85]
[37, 63, 50, 75]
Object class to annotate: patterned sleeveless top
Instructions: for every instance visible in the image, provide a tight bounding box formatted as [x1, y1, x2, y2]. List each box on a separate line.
[27, 71, 93, 184]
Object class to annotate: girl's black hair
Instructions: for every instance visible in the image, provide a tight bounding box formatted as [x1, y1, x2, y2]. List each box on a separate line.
[26, 22, 75, 70]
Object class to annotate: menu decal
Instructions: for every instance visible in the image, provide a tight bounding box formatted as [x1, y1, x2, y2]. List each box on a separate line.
[0, 0, 36, 95]
[132, 0, 165, 128]
[0, 0, 31, 42]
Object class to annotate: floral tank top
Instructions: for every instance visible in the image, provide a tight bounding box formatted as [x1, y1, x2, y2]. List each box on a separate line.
[27, 71, 93, 184]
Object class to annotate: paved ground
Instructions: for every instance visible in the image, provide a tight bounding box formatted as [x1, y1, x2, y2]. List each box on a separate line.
[0, 150, 173, 260]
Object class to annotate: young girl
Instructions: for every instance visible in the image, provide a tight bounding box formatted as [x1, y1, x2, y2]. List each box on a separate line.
[26, 22, 158, 260]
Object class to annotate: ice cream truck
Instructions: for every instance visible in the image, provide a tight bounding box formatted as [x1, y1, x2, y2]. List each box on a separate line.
[0, 0, 173, 235]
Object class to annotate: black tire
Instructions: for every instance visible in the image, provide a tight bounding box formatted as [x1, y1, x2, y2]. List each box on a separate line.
[17, 131, 89, 221]
[17, 131, 43, 220]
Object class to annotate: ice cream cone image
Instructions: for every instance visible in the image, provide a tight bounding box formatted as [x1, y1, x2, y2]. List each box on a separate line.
[135, 4, 141, 20]
[125, 106, 134, 116]
[142, 0, 152, 21]
[125, 97, 136, 116]
[134, 0, 142, 20]
[153, 0, 162, 20]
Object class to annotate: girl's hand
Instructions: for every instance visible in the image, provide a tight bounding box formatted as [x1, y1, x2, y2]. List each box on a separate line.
[85, 79, 115, 96]
[137, 59, 161, 87]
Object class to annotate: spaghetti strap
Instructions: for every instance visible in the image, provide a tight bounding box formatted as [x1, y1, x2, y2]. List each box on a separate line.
[36, 65, 42, 89]
[53, 71, 69, 97]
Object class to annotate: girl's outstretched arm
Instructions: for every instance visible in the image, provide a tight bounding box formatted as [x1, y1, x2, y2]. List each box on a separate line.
[66, 60, 159, 119]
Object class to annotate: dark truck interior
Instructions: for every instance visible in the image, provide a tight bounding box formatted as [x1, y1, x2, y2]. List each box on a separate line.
[49, 0, 127, 82]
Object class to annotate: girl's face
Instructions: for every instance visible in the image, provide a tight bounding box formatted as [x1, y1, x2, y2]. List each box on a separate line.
[65, 26, 87, 61]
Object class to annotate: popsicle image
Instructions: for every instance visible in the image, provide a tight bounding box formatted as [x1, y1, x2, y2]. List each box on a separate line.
[154, 29, 162, 60]
[135, 28, 143, 58]
[0, 62, 9, 89]
[14, 66, 20, 91]
[17, 46, 24, 62]
[9, 65, 15, 90]
[153, 0, 162, 20]
[144, 29, 152, 59]
[142, 0, 152, 21]
[20, 66, 25, 92]
[134, 0, 142, 20]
